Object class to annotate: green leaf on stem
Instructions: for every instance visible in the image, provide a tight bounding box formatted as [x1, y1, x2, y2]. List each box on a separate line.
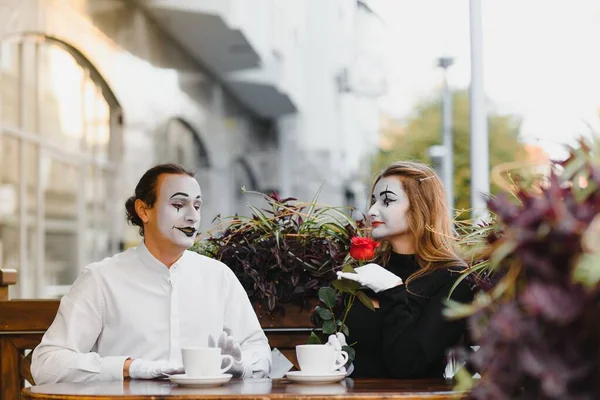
[332, 279, 359, 294]
[356, 290, 376, 311]
[315, 305, 334, 320]
[341, 264, 357, 273]
[304, 182, 325, 221]
[340, 324, 349, 336]
[574, 252, 600, 288]
[322, 319, 337, 334]
[318, 287, 337, 308]
[307, 331, 322, 344]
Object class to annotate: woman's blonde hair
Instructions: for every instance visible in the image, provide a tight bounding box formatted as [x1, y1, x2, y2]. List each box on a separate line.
[369, 161, 465, 288]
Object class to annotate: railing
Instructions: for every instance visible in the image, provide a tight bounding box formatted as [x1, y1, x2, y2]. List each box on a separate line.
[0, 269, 309, 399]
[0, 269, 16, 302]
[0, 269, 58, 399]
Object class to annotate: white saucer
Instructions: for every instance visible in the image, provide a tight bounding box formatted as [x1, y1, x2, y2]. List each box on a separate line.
[168, 373, 232, 387]
[285, 371, 346, 384]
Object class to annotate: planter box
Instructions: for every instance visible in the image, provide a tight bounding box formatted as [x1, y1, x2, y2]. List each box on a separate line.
[255, 302, 315, 329]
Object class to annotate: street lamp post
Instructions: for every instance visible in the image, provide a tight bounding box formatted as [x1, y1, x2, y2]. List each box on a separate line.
[469, 0, 490, 221]
[437, 56, 454, 220]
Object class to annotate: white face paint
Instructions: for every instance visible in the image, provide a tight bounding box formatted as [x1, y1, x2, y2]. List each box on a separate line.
[368, 176, 411, 241]
[155, 174, 202, 249]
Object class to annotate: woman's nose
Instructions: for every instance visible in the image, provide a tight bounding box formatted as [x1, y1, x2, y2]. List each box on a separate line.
[367, 205, 377, 218]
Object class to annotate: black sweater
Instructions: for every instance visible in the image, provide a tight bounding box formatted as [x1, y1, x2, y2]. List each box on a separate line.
[345, 252, 474, 379]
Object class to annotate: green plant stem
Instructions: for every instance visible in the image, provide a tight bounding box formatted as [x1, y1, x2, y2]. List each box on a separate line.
[338, 294, 356, 334]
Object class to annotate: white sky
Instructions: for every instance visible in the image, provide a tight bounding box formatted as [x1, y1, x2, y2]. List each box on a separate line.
[369, 0, 600, 159]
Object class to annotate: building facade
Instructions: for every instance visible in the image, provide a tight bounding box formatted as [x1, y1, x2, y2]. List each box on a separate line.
[0, 0, 384, 298]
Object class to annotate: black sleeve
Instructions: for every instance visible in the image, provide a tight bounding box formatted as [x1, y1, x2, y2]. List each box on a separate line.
[377, 275, 473, 378]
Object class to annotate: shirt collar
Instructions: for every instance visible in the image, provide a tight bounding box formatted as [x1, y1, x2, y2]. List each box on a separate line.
[135, 240, 183, 274]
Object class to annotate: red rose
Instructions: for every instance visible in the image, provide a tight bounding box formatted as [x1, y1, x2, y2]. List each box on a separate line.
[349, 237, 380, 261]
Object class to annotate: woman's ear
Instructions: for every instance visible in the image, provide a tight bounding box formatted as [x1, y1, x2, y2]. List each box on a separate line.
[134, 199, 150, 224]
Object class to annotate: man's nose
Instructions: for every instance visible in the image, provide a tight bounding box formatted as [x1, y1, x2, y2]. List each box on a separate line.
[185, 208, 200, 223]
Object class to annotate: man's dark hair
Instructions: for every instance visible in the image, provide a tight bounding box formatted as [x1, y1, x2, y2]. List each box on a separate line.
[125, 163, 195, 236]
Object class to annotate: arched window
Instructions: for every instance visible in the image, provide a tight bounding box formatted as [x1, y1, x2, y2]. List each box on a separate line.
[0, 34, 122, 298]
[159, 118, 212, 227]
[163, 118, 210, 170]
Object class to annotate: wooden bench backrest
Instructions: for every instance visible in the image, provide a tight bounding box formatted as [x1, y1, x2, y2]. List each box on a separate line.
[0, 299, 59, 400]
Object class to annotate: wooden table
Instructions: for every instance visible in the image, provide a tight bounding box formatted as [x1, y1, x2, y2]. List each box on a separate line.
[22, 378, 465, 399]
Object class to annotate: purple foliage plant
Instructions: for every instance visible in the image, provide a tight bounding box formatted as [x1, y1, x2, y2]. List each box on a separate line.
[446, 140, 600, 400]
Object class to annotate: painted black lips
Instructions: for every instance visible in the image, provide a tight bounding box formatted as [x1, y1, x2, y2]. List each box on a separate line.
[175, 227, 197, 237]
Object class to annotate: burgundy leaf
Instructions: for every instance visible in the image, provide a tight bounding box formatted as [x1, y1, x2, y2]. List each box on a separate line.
[520, 282, 586, 324]
[305, 279, 318, 290]
[267, 296, 277, 311]
[291, 273, 299, 287]
[269, 191, 281, 202]
[488, 303, 529, 340]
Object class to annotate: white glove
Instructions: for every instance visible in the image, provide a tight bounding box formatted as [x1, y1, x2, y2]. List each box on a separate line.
[128, 359, 184, 379]
[326, 333, 354, 376]
[336, 263, 403, 293]
[208, 331, 248, 378]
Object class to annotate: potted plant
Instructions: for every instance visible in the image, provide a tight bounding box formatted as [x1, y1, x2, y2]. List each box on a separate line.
[191, 187, 366, 327]
[445, 139, 600, 399]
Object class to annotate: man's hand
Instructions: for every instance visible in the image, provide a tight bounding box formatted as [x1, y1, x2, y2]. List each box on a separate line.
[336, 263, 403, 293]
[326, 332, 354, 376]
[208, 331, 246, 378]
[128, 359, 184, 379]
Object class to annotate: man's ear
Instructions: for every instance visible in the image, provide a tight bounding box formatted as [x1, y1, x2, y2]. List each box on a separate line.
[134, 199, 150, 224]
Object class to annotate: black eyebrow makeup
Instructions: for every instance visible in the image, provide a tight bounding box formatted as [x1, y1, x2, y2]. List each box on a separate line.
[380, 185, 397, 198]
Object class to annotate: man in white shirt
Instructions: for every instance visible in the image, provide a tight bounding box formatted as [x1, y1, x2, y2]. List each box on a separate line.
[31, 164, 272, 384]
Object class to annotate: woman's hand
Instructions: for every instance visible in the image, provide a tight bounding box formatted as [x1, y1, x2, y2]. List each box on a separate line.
[326, 333, 354, 376]
[336, 263, 403, 293]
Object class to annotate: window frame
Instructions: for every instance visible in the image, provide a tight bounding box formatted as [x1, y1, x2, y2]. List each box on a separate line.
[0, 34, 122, 298]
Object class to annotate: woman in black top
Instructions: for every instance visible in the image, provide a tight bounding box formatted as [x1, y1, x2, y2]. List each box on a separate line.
[335, 161, 474, 379]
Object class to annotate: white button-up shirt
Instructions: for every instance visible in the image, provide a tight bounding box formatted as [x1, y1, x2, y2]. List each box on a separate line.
[31, 242, 272, 384]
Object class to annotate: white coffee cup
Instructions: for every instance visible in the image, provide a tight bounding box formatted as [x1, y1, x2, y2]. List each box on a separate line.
[296, 344, 349, 374]
[181, 347, 234, 377]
